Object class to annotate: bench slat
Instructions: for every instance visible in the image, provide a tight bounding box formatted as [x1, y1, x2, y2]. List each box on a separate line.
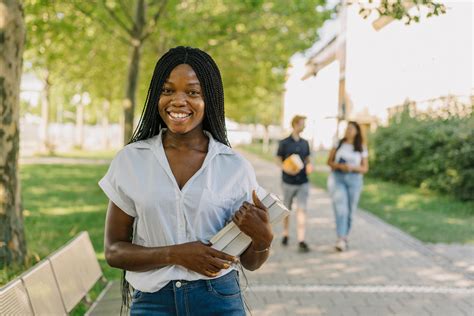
[1, 231, 103, 314]
[0, 279, 34, 315]
[76, 232, 103, 291]
[22, 260, 67, 315]
[49, 231, 103, 312]
[49, 234, 88, 312]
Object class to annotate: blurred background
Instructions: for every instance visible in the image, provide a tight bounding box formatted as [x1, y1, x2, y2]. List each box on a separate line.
[1, 0, 473, 315]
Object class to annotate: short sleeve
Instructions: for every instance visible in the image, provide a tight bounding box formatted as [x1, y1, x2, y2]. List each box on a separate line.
[305, 140, 311, 158]
[362, 147, 369, 158]
[98, 150, 137, 217]
[276, 140, 285, 158]
[230, 159, 267, 214]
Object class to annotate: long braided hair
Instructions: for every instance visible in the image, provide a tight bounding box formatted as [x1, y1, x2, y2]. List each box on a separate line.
[129, 46, 229, 145]
[120, 46, 229, 314]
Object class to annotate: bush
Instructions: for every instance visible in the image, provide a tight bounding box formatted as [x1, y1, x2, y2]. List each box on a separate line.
[369, 107, 474, 201]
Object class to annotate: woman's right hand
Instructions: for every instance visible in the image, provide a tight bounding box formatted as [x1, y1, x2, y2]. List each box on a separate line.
[172, 241, 237, 277]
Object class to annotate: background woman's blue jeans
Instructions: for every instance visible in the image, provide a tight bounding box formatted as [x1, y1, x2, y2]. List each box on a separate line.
[130, 270, 245, 316]
[330, 172, 363, 238]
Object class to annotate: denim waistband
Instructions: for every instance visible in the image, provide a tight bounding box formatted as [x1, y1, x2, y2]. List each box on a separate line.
[333, 170, 363, 176]
[158, 270, 238, 292]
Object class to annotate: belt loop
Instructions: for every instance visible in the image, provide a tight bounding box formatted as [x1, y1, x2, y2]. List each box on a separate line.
[205, 279, 212, 292]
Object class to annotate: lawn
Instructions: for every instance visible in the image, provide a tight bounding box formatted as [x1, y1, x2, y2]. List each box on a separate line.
[240, 142, 329, 165]
[240, 144, 474, 244]
[0, 161, 119, 315]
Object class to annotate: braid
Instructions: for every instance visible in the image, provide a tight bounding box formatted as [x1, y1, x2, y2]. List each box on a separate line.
[120, 46, 230, 314]
[129, 46, 229, 146]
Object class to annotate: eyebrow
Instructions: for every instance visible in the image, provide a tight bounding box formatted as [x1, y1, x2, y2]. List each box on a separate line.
[164, 80, 201, 86]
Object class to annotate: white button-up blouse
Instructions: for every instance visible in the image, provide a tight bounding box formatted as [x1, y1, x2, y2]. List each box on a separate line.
[98, 129, 265, 292]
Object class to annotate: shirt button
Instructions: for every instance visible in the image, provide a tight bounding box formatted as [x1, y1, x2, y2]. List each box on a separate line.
[176, 281, 182, 288]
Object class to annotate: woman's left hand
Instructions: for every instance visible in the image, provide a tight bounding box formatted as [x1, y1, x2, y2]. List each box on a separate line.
[338, 164, 350, 172]
[232, 190, 273, 250]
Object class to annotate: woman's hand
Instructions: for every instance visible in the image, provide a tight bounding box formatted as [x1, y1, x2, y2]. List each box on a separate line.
[338, 164, 350, 172]
[172, 241, 237, 277]
[327, 148, 338, 171]
[232, 190, 273, 250]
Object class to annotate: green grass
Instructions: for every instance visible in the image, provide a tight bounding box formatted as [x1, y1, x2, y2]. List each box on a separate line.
[313, 150, 329, 166]
[310, 170, 328, 188]
[1, 163, 121, 314]
[240, 144, 474, 244]
[237, 143, 277, 162]
[237, 143, 329, 166]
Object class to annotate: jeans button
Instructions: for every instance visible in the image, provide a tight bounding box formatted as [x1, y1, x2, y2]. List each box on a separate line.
[176, 281, 182, 288]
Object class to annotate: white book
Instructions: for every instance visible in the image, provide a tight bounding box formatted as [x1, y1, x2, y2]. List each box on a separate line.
[210, 193, 290, 256]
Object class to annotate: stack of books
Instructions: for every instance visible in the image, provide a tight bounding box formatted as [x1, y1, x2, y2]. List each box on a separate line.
[282, 154, 304, 174]
[210, 193, 290, 256]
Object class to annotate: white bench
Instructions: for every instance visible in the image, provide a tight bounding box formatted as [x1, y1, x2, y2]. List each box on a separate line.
[0, 231, 104, 315]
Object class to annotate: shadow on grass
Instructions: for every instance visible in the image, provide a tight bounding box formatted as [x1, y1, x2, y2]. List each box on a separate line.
[0, 163, 123, 314]
[309, 170, 474, 244]
[1, 163, 122, 314]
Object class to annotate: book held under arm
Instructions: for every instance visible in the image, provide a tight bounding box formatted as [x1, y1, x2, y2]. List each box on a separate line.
[210, 193, 290, 257]
[282, 154, 304, 174]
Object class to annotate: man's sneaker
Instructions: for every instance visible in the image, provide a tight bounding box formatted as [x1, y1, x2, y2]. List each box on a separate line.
[298, 241, 310, 253]
[335, 239, 347, 252]
[281, 236, 289, 246]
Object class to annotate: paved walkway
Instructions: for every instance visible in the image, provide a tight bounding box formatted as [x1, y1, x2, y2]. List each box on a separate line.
[238, 151, 473, 316]
[88, 150, 473, 315]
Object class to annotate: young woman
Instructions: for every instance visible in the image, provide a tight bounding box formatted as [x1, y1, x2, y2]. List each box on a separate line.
[327, 121, 369, 252]
[99, 46, 273, 315]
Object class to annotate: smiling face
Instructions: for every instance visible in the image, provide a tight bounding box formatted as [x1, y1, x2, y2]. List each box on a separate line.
[344, 122, 358, 140]
[158, 64, 205, 135]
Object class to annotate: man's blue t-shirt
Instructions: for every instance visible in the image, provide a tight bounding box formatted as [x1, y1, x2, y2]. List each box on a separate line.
[277, 135, 311, 185]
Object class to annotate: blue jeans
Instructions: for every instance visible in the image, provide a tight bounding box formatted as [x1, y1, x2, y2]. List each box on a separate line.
[330, 172, 363, 238]
[130, 270, 245, 316]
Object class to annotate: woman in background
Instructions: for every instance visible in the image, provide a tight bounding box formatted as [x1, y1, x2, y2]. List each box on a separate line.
[327, 121, 369, 251]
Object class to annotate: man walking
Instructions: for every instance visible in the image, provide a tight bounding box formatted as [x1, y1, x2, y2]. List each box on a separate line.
[276, 115, 313, 253]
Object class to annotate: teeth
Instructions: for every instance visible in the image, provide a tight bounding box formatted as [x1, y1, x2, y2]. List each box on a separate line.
[169, 112, 190, 119]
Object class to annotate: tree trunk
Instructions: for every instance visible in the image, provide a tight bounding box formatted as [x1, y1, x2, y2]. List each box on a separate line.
[0, 0, 27, 267]
[262, 125, 270, 153]
[75, 101, 84, 149]
[56, 95, 63, 124]
[123, 0, 145, 144]
[102, 100, 110, 149]
[123, 44, 141, 144]
[39, 71, 50, 153]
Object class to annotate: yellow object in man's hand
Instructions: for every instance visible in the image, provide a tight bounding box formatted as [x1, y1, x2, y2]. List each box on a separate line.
[282, 154, 304, 174]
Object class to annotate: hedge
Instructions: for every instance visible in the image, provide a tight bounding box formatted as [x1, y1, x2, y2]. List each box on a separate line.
[369, 108, 474, 201]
